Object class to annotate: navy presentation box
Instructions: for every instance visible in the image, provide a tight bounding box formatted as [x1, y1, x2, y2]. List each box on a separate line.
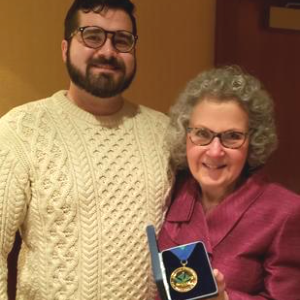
[146, 225, 218, 300]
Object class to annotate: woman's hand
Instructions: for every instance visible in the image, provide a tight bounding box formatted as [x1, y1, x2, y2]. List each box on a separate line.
[211, 269, 229, 300]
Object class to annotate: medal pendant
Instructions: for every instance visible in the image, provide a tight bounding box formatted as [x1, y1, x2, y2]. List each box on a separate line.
[170, 265, 198, 293]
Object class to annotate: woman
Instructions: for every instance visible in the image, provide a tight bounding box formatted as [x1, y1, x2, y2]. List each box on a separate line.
[158, 66, 300, 300]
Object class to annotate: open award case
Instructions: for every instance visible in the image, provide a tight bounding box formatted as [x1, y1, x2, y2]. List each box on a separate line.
[146, 225, 218, 300]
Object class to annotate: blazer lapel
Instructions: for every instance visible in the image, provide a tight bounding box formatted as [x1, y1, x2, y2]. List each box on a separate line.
[165, 174, 213, 254]
[206, 174, 266, 248]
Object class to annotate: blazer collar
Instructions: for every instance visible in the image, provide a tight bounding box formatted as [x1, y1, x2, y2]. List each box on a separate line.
[165, 172, 266, 250]
[165, 172, 212, 251]
[206, 174, 266, 248]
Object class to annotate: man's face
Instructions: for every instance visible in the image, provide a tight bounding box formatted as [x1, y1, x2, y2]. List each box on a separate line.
[63, 9, 136, 98]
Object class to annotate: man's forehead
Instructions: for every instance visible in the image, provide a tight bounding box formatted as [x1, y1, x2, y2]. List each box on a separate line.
[77, 9, 132, 31]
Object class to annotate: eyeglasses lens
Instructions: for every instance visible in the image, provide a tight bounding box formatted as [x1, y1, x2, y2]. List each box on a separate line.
[189, 128, 246, 149]
[82, 27, 106, 48]
[221, 131, 245, 148]
[82, 27, 134, 52]
[113, 32, 135, 52]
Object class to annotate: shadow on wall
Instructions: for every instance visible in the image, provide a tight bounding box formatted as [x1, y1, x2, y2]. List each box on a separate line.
[0, 67, 41, 116]
[0, 1, 71, 116]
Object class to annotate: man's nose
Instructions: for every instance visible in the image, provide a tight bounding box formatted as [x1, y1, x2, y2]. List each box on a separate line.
[96, 37, 117, 57]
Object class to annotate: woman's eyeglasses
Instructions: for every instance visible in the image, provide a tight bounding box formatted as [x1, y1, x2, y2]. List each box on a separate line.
[187, 127, 248, 149]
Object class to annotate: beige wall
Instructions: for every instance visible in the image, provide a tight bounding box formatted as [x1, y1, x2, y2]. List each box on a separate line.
[0, 0, 215, 116]
[0, 1, 72, 116]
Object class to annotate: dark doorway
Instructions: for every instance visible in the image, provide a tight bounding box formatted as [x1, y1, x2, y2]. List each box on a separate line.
[215, 0, 300, 193]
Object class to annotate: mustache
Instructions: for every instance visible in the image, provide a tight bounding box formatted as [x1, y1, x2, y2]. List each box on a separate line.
[87, 56, 124, 70]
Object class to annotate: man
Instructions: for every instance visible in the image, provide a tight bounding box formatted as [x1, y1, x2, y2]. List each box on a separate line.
[0, 1, 172, 299]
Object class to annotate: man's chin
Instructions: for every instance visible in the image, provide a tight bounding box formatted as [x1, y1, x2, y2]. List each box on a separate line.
[88, 89, 121, 98]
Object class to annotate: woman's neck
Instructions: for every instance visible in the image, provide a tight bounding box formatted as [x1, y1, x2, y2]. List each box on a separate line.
[201, 186, 233, 214]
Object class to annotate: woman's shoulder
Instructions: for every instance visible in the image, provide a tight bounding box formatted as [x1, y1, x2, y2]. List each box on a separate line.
[264, 180, 300, 201]
[257, 176, 300, 216]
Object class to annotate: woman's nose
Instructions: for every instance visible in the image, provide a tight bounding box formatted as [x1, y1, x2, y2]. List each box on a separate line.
[206, 137, 225, 157]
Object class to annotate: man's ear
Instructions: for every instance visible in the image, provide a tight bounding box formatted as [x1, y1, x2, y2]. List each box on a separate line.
[61, 40, 68, 63]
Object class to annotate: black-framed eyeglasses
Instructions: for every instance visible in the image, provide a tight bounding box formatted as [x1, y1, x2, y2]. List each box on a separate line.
[187, 127, 248, 149]
[69, 26, 138, 53]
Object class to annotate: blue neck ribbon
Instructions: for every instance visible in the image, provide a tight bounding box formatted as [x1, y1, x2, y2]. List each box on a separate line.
[170, 243, 196, 262]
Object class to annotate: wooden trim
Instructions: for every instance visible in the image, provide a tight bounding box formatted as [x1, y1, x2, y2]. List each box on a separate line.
[269, 6, 300, 31]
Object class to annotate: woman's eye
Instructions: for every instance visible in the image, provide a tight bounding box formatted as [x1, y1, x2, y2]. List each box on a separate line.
[195, 128, 211, 139]
[225, 131, 243, 140]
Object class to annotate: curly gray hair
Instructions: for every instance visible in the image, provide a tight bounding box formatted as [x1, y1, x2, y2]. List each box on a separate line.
[167, 65, 278, 174]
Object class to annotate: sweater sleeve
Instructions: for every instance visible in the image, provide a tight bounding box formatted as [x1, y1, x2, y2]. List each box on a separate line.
[0, 122, 30, 300]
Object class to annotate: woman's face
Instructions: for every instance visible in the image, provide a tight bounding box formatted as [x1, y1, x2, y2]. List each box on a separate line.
[186, 98, 249, 197]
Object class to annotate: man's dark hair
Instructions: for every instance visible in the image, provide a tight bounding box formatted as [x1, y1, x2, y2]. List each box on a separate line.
[64, 0, 137, 40]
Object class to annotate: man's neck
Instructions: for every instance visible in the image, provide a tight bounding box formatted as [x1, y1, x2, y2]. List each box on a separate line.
[66, 85, 124, 116]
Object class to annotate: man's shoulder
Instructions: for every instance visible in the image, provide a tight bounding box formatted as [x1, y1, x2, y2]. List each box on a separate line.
[0, 91, 65, 140]
[1, 91, 63, 121]
[137, 104, 169, 124]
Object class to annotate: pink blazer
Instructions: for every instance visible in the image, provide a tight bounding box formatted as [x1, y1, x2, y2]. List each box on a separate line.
[158, 172, 300, 300]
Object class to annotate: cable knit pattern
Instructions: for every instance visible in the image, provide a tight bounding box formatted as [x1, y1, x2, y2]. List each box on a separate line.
[0, 91, 172, 300]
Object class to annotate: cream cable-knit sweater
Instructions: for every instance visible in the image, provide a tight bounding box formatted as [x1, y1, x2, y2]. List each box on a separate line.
[0, 91, 172, 300]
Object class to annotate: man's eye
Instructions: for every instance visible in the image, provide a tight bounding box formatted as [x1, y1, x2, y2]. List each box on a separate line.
[114, 32, 133, 48]
[114, 36, 131, 46]
[85, 34, 102, 42]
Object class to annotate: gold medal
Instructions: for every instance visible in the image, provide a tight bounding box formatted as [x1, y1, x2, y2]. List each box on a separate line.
[170, 262, 198, 293]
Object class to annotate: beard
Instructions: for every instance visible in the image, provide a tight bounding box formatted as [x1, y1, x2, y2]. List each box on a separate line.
[66, 50, 136, 98]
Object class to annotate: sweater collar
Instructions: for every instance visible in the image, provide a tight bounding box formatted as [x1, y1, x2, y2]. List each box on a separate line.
[52, 90, 139, 127]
